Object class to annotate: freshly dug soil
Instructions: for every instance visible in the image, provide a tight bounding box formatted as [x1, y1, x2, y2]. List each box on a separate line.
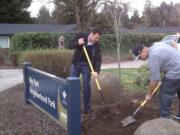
[0, 84, 179, 135]
[82, 103, 159, 135]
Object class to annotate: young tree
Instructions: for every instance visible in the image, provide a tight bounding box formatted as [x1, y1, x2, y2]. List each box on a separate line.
[102, 0, 130, 98]
[0, 0, 33, 23]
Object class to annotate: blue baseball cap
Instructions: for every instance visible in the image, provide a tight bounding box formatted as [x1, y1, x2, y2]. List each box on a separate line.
[132, 44, 144, 60]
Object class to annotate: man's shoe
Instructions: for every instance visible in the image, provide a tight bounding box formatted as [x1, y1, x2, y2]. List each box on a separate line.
[174, 114, 180, 120]
[160, 115, 172, 119]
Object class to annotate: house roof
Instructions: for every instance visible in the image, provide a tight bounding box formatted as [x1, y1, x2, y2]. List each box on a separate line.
[120, 26, 180, 34]
[0, 23, 77, 35]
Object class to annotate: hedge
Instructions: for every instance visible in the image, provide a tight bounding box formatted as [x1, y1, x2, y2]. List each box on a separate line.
[11, 32, 74, 52]
[100, 33, 166, 54]
[11, 32, 166, 54]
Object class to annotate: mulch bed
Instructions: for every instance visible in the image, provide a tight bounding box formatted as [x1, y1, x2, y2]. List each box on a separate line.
[0, 84, 179, 135]
[0, 84, 66, 135]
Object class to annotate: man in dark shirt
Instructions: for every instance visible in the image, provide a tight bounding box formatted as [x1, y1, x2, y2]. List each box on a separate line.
[69, 29, 102, 114]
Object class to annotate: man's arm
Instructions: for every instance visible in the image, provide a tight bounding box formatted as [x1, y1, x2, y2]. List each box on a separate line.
[69, 33, 85, 49]
[146, 54, 162, 101]
[145, 80, 159, 101]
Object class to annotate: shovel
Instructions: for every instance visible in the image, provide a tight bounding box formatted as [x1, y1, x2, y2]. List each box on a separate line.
[121, 82, 161, 127]
[82, 46, 105, 105]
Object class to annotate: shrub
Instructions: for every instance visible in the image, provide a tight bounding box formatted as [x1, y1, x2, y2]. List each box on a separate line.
[134, 65, 149, 89]
[9, 52, 20, 66]
[100, 33, 166, 54]
[21, 49, 74, 78]
[11, 33, 74, 52]
[0, 53, 5, 65]
[0, 48, 9, 64]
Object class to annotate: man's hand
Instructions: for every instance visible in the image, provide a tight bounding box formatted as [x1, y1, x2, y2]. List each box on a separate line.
[145, 94, 152, 101]
[91, 72, 98, 79]
[78, 38, 85, 45]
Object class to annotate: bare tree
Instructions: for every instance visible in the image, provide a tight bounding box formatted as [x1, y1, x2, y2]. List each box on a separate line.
[175, 3, 180, 26]
[145, 1, 180, 27]
[52, 0, 102, 32]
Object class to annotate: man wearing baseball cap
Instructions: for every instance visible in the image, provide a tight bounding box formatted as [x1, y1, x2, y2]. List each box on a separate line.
[132, 40, 180, 120]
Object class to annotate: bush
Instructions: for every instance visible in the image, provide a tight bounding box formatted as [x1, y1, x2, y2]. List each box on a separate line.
[21, 49, 74, 78]
[100, 33, 166, 54]
[9, 52, 20, 66]
[0, 53, 5, 65]
[11, 33, 74, 52]
[0, 48, 9, 64]
[134, 65, 149, 89]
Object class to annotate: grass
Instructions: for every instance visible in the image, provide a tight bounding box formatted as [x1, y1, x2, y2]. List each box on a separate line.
[102, 68, 148, 92]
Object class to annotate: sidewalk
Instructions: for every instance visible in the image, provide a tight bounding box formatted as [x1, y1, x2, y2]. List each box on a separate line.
[101, 60, 146, 69]
[0, 69, 23, 93]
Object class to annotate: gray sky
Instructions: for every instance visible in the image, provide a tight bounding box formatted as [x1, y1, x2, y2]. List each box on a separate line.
[28, 0, 180, 17]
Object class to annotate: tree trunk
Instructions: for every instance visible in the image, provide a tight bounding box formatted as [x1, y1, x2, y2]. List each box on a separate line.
[74, 4, 83, 32]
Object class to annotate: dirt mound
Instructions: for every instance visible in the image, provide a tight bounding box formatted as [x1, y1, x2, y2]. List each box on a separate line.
[82, 103, 159, 135]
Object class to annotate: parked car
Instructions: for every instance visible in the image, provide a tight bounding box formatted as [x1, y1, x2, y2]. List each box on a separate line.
[161, 33, 180, 50]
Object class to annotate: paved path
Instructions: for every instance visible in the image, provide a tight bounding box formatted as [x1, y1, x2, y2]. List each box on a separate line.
[0, 60, 146, 93]
[0, 69, 23, 93]
[101, 60, 146, 69]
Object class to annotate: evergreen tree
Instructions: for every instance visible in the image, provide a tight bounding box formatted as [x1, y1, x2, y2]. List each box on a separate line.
[129, 10, 141, 28]
[0, 0, 33, 23]
[37, 6, 53, 24]
[142, 0, 153, 26]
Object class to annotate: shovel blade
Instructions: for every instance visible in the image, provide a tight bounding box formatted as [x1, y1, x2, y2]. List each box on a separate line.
[121, 116, 136, 127]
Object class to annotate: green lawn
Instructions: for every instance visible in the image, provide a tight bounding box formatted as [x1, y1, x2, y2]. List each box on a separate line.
[102, 68, 148, 92]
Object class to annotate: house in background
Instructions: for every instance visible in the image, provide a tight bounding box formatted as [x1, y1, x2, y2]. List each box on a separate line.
[0, 23, 77, 48]
[1, 23, 180, 49]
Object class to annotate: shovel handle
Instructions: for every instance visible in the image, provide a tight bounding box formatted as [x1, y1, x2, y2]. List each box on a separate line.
[83, 46, 102, 91]
[133, 82, 161, 116]
[83, 46, 95, 73]
[140, 82, 161, 107]
[141, 82, 161, 107]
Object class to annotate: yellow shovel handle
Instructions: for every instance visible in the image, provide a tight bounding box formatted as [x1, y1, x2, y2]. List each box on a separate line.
[83, 46, 101, 91]
[140, 82, 161, 107]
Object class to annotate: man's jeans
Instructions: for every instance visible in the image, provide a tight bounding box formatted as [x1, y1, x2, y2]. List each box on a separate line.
[159, 77, 180, 118]
[71, 62, 91, 112]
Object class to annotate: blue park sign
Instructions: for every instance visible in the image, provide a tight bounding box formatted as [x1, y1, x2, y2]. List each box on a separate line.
[23, 62, 81, 135]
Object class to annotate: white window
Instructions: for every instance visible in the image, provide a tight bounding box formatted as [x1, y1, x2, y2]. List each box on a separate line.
[0, 36, 9, 48]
